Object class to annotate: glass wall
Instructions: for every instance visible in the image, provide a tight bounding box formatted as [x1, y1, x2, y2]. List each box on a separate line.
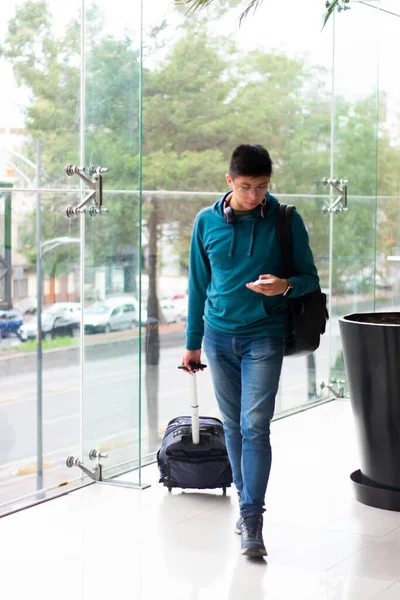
[328, 0, 380, 393]
[375, 0, 400, 315]
[0, 0, 143, 515]
[140, 0, 336, 453]
[139, 0, 397, 451]
[82, 0, 143, 482]
[1, 0, 400, 515]
[0, 0, 83, 514]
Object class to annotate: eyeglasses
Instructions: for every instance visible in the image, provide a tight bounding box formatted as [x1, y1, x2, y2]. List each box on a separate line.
[233, 184, 269, 195]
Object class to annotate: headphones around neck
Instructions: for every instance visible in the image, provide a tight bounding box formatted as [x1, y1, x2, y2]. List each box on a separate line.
[223, 195, 268, 224]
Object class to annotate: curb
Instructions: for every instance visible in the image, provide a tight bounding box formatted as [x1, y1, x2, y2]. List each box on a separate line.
[0, 324, 185, 376]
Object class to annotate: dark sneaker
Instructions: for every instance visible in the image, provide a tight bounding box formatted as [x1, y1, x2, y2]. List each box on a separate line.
[240, 514, 267, 557]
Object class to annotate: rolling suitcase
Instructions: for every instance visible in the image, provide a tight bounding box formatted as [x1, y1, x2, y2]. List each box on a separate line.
[157, 362, 232, 493]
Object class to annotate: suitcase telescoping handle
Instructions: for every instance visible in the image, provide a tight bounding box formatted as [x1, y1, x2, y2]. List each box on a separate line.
[177, 362, 207, 445]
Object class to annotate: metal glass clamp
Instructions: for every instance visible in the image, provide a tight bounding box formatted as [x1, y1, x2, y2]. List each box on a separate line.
[65, 450, 151, 490]
[65, 164, 109, 218]
[320, 378, 346, 398]
[322, 178, 348, 213]
[88, 448, 108, 461]
[66, 449, 109, 482]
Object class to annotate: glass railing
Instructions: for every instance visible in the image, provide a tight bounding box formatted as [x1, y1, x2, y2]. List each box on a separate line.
[3, 185, 400, 514]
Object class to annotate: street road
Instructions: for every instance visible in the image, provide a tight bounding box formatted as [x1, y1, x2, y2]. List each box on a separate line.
[0, 327, 335, 507]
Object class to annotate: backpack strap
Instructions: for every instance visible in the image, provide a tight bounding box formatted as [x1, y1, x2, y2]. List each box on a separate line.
[277, 203, 296, 278]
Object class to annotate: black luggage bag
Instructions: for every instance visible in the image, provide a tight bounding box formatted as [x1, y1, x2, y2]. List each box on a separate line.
[157, 364, 232, 493]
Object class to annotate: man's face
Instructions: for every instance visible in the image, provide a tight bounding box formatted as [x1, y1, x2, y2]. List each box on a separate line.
[225, 174, 270, 211]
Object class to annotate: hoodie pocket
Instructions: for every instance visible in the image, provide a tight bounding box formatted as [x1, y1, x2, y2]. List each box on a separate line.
[208, 294, 269, 327]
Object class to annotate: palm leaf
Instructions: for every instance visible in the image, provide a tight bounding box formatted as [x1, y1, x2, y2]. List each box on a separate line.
[178, 0, 216, 12]
[177, 0, 265, 17]
[239, 0, 264, 25]
[322, 0, 340, 29]
[177, 0, 337, 28]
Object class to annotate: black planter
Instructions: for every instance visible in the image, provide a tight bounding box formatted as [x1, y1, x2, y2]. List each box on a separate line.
[339, 312, 400, 511]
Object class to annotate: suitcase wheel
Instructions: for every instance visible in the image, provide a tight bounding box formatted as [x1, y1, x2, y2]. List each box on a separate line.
[222, 486, 227, 495]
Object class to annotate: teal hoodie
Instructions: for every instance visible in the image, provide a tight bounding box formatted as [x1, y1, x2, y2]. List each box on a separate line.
[186, 192, 319, 350]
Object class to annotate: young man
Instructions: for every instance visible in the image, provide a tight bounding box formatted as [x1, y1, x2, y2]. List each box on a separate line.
[181, 144, 319, 558]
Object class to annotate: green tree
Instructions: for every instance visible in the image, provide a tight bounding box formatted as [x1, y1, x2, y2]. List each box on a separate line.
[0, 1, 142, 297]
[229, 50, 332, 194]
[326, 93, 400, 292]
[0, 1, 80, 185]
[141, 28, 335, 279]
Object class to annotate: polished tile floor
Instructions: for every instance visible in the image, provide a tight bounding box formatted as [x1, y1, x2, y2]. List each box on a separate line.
[2, 400, 400, 600]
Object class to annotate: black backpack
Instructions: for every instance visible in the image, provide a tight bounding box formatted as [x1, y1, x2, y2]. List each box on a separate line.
[277, 204, 329, 357]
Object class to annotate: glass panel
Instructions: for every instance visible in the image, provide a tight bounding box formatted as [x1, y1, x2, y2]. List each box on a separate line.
[0, 0, 82, 515]
[141, 0, 334, 455]
[374, 1, 400, 313]
[141, 192, 217, 457]
[0, 190, 81, 515]
[329, 2, 380, 394]
[276, 195, 331, 414]
[82, 1, 142, 481]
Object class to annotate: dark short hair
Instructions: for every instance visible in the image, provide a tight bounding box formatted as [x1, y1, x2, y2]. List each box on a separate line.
[229, 144, 273, 178]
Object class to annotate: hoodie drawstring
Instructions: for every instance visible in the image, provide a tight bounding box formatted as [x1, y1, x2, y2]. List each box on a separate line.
[228, 226, 236, 257]
[247, 221, 256, 256]
[228, 221, 257, 258]
[228, 220, 257, 257]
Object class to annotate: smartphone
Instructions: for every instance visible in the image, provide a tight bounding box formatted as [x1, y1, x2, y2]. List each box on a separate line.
[253, 278, 274, 285]
[178, 362, 207, 371]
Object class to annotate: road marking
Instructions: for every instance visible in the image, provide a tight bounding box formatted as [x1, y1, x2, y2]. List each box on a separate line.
[44, 413, 80, 426]
[0, 430, 139, 481]
[99, 440, 129, 451]
[47, 386, 71, 393]
[16, 461, 52, 476]
[0, 395, 21, 404]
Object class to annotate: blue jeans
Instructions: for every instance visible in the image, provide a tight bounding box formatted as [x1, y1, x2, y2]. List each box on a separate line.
[203, 326, 285, 516]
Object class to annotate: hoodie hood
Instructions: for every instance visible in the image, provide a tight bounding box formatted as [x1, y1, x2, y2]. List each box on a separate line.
[211, 191, 279, 257]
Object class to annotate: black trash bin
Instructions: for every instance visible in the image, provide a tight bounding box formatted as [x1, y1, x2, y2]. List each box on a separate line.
[339, 312, 400, 511]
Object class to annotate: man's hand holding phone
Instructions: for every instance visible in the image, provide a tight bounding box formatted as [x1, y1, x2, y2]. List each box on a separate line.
[246, 274, 290, 296]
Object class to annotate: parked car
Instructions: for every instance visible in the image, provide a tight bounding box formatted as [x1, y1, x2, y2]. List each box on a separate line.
[15, 296, 37, 316]
[84, 297, 147, 334]
[0, 310, 24, 338]
[18, 302, 81, 341]
[160, 296, 188, 324]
